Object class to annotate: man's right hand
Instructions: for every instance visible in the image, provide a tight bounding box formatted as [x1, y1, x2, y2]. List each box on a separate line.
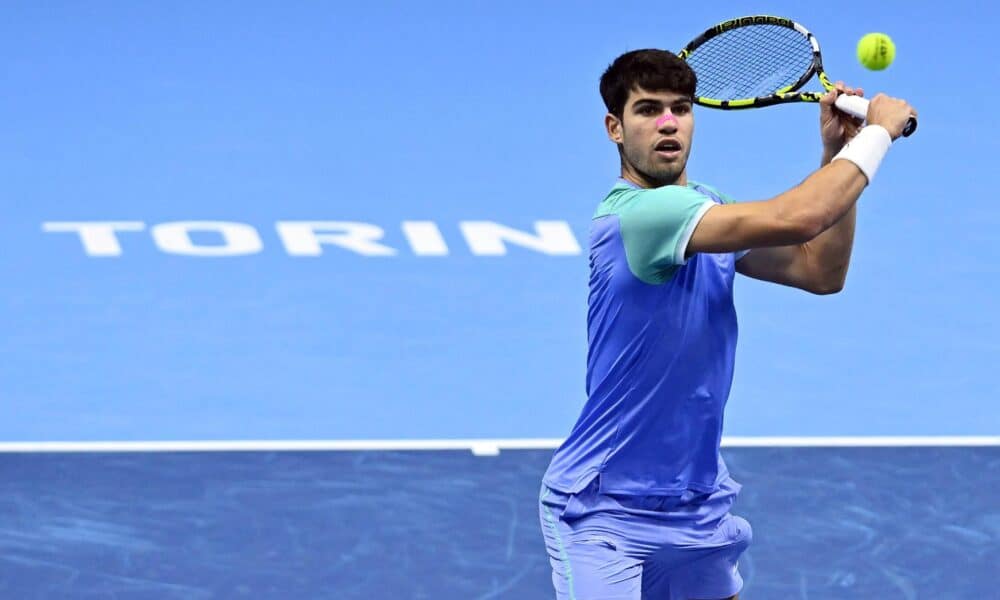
[866, 94, 918, 140]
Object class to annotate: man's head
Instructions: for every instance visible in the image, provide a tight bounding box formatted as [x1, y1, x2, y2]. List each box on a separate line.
[600, 50, 697, 188]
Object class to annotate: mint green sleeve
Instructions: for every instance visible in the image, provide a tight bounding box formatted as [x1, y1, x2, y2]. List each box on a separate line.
[617, 186, 716, 285]
[691, 182, 751, 261]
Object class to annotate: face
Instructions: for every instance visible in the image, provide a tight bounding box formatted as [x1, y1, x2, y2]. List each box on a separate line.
[605, 87, 694, 188]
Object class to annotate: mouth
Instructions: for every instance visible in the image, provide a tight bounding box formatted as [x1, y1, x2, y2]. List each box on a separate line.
[654, 139, 682, 159]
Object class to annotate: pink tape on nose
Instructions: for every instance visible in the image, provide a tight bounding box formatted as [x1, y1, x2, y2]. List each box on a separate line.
[655, 114, 677, 127]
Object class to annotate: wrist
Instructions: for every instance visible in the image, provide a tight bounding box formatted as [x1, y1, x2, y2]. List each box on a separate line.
[831, 125, 892, 184]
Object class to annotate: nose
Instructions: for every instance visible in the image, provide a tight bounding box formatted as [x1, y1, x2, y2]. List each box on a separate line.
[655, 112, 678, 130]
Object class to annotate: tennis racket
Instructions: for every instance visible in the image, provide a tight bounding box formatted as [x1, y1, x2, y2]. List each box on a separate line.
[678, 15, 917, 137]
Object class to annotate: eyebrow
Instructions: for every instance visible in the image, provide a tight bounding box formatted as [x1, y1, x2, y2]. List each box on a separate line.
[631, 98, 691, 109]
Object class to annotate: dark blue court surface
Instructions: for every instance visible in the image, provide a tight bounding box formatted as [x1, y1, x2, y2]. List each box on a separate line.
[1, 447, 996, 599]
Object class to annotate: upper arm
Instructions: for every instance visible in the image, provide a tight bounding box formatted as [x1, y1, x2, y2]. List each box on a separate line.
[688, 190, 829, 293]
[685, 199, 819, 258]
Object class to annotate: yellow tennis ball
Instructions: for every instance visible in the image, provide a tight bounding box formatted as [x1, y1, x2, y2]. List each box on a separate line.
[857, 33, 895, 71]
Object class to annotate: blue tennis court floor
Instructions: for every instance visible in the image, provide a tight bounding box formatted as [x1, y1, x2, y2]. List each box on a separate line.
[1, 444, 997, 599]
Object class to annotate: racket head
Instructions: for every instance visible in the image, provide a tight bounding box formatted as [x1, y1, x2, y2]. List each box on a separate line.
[679, 15, 832, 109]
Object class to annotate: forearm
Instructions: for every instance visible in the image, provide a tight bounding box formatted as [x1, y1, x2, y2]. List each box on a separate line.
[802, 203, 856, 289]
[802, 150, 859, 287]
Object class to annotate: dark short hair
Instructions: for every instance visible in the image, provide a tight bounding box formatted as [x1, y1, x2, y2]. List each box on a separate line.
[599, 49, 697, 118]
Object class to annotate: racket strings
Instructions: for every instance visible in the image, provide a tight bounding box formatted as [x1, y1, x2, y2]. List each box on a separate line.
[686, 25, 815, 101]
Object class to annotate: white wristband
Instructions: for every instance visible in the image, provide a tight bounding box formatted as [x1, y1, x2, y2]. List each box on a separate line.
[832, 125, 892, 184]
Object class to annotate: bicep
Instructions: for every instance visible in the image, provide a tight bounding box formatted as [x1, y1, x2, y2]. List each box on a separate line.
[685, 199, 816, 258]
[689, 194, 817, 290]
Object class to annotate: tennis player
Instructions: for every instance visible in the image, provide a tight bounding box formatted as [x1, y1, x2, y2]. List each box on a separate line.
[539, 49, 916, 600]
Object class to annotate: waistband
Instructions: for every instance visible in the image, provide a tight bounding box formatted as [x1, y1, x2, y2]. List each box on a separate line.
[541, 474, 741, 528]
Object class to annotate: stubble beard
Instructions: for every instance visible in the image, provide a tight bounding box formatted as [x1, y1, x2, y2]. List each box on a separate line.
[620, 137, 689, 188]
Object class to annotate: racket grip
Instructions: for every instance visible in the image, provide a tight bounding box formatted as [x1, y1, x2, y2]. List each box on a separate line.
[833, 94, 917, 137]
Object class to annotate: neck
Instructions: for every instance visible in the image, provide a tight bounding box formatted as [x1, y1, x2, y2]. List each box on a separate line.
[620, 164, 686, 189]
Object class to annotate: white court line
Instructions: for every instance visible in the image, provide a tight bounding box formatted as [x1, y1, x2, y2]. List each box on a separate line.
[0, 436, 997, 455]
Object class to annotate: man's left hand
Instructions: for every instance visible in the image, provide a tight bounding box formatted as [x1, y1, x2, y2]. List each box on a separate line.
[820, 81, 865, 158]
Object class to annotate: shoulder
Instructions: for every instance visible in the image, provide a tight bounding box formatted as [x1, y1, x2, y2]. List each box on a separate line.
[687, 180, 737, 205]
[596, 181, 712, 219]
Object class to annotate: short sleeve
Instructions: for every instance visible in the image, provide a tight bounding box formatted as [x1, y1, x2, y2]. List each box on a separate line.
[617, 186, 716, 284]
[692, 182, 751, 261]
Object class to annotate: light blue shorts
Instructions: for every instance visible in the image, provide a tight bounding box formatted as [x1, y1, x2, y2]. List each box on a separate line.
[538, 476, 751, 600]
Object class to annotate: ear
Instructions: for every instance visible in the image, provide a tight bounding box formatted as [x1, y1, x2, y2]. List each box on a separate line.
[605, 113, 623, 144]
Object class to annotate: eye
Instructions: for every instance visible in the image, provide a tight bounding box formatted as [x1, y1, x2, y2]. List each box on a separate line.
[637, 105, 659, 115]
[672, 104, 691, 115]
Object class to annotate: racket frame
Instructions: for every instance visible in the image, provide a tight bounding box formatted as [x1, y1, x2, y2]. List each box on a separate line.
[679, 15, 917, 136]
[678, 15, 833, 110]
